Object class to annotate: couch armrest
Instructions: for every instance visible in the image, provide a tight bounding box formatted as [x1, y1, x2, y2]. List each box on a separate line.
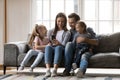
[4, 41, 29, 66]
[119, 47, 120, 54]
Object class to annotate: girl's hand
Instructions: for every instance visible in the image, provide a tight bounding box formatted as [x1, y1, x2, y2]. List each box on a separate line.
[47, 42, 52, 46]
[32, 46, 38, 50]
[32, 46, 35, 50]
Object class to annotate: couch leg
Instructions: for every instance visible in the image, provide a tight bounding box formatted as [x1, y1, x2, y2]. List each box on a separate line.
[3, 66, 6, 75]
[17, 66, 18, 71]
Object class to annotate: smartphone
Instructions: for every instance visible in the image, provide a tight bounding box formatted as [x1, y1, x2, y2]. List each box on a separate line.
[49, 34, 55, 43]
[51, 34, 56, 40]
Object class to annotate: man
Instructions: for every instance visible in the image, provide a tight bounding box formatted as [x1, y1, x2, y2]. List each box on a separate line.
[63, 13, 98, 77]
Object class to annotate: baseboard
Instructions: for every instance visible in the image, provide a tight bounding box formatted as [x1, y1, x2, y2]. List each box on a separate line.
[0, 64, 12, 70]
[0, 64, 3, 70]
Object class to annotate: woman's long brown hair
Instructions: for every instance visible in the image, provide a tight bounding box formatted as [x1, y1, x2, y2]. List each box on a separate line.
[53, 12, 68, 35]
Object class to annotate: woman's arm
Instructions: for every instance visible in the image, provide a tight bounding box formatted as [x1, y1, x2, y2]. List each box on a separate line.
[61, 31, 71, 46]
[52, 31, 71, 46]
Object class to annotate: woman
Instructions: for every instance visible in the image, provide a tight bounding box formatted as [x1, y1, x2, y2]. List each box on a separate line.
[44, 12, 71, 77]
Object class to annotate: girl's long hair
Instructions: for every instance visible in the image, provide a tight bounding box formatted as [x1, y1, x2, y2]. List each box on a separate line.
[53, 12, 68, 35]
[28, 24, 46, 46]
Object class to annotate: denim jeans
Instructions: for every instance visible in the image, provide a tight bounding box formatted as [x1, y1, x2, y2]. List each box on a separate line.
[64, 42, 76, 72]
[20, 49, 44, 68]
[74, 43, 89, 65]
[64, 42, 93, 74]
[45, 45, 64, 65]
[79, 52, 93, 74]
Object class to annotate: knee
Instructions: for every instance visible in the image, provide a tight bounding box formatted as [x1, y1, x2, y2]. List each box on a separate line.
[81, 52, 90, 59]
[66, 42, 75, 49]
[27, 49, 34, 54]
[45, 45, 52, 51]
[81, 54, 86, 59]
[66, 42, 72, 47]
[55, 46, 63, 50]
[45, 45, 53, 56]
[38, 52, 44, 56]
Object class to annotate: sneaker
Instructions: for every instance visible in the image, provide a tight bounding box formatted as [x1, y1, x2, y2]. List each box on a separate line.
[51, 69, 57, 77]
[72, 63, 77, 70]
[18, 66, 24, 71]
[76, 69, 84, 78]
[62, 69, 70, 76]
[70, 69, 75, 76]
[45, 70, 51, 77]
[29, 67, 33, 72]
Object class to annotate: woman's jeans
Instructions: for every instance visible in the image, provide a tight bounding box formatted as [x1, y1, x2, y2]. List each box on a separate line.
[64, 42, 93, 73]
[45, 45, 64, 65]
[20, 49, 44, 68]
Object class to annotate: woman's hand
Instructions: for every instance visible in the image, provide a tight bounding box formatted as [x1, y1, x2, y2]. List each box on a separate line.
[52, 39, 60, 45]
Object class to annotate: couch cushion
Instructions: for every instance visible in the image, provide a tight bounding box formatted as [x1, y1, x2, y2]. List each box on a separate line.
[88, 52, 120, 68]
[94, 32, 120, 53]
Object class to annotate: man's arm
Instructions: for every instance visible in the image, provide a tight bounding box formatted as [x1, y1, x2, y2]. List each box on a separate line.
[76, 37, 99, 46]
[85, 38, 99, 46]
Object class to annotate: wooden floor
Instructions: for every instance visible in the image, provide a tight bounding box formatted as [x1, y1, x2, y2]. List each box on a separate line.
[1, 68, 120, 80]
[1, 67, 120, 76]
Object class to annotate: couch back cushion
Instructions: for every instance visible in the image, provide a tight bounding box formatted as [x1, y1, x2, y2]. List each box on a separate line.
[94, 32, 120, 53]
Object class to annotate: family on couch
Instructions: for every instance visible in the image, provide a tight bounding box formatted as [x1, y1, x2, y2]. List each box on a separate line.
[18, 12, 99, 78]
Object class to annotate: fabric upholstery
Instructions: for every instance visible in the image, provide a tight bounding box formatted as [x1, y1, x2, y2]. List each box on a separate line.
[4, 32, 120, 69]
[95, 32, 120, 53]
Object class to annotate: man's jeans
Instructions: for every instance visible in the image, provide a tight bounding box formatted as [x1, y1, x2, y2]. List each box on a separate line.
[64, 42, 76, 72]
[45, 45, 64, 64]
[20, 49, 44, 68]
[64, 42, 93, 73]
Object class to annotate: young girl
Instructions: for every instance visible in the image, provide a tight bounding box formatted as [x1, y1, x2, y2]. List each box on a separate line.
[18, 24, 49, 72]
[44, 12, 71, 77]
[72, 21, 93, 75]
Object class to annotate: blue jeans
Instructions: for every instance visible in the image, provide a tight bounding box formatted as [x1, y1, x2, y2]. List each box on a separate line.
[79, 52, 93, 74]
[64, 42, 76, 72]
[45, 45, 64, 65]
[64, 42, 93, 74]
[20, 49, 44, 68]
[74, 43, 89, 65]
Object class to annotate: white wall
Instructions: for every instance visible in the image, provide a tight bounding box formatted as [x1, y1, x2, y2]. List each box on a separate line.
[0, 0, 4, 64]
[7, 0, 31, 42]
[0, 0, 31, 64]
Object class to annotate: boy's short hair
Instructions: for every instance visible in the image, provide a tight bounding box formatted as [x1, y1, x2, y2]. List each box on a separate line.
[68, 13, 80, 22]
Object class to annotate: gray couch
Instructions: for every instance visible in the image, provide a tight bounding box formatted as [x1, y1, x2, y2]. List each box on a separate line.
[3, 32, 120, 74]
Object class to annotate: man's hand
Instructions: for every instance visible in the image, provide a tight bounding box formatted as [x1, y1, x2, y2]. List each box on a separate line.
[76, 37, 85, 43]
[77, 37, 99, 46]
